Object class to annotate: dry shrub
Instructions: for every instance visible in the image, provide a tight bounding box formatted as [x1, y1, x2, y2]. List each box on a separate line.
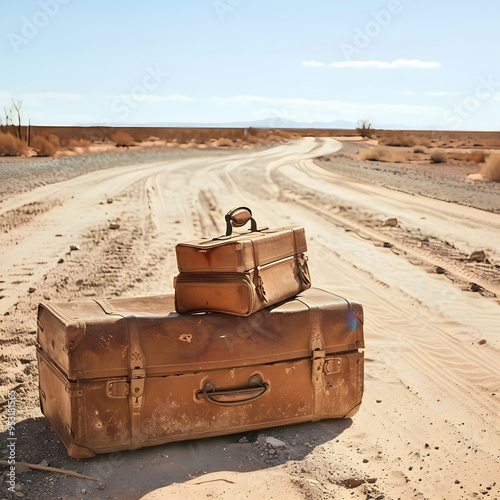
[48, 133, 61, 149]
[112, 131, 134, 147]
[481, 154, 500, 181]
[413, 146, 427, 154]
[418, 137, 432, 148]
[430, 150, 447, 164]
[32, 135, 57, 156]
[380, 134, 418, 147]
[469, 151, 486, 163]
[0, 131, 26, 156]
[359, 146, 407, 163]
[215, 137, 234, 147]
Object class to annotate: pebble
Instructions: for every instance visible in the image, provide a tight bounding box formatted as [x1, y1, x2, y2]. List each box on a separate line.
[57, 258, 64, 264]
[478, 339, 487, 345]
[383, 218, 398, 227]
[69, 244, 80, 251]
[81, 489, 86, 494]
[38, 460, 49, 467]
[265, 437, 286, 447]
[238, 437, 249, 443]
[363, 458, 369, 463]
[14, 493, 25, 498]
[468, 250, 486, 262]
[376, 400, 382, 403]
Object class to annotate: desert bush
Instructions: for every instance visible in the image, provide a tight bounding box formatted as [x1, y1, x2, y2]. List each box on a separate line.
[481, 154, 500, 181]
[413, 146, 427, 154]
[359, 146, 406, 163]
[48, 133, 61, 149]
[356, 119, 373, 138]
[430, 150, 447, 164]
[112, 131, 134, 147]
[469, 151, 486, 163]
[0, 131, 26, 156]
[32, 135, 57, 156]
[215, 137, 234, 147]
[381, 134, 418, 147]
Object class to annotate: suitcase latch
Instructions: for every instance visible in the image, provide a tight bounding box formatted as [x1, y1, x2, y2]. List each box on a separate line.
[323, 358, 342, 375]
[107, 380, 130, 398]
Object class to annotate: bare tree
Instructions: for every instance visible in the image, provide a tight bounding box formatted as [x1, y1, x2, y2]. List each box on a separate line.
[11, 99, 23, 140]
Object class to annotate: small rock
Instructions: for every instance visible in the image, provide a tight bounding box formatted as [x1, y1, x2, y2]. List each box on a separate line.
[55, 234, 62, 237]
[239, 437, 249, 443]
[28, 287, 36, 293]
[470, 283, 482, 292]
[81, 488, 86, 494]
[376, 400, 382, 403]
[383, 218, 398, 227]
[265, 437, 286, 447]
[109, 221, 120, 230]
[366, 478, 377, 484]
[383, 242, 392, 248]
[363, 458, 369, 463]
[69, 244, 80, 251]
[57, 258, 64, 264]
[478, 339, 487, 345]
[468, 250, 486, 262]
[106, 198, 113, 204]
[341, 479, 365, 489]
[14, 484, 22, 491]
[436, 266, 445, 274]
[38, 459, 48, 467]
[15, 493, 25, 498]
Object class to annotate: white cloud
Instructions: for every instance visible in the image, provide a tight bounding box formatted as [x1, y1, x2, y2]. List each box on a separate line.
[210, 95, 443, 117]
[302, 59, 441, 69]
[400, 90, 417, 96]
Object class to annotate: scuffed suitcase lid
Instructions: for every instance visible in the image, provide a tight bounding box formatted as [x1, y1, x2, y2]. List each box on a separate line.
[175, 226, 307, 272]
[37, 288, 363, 381]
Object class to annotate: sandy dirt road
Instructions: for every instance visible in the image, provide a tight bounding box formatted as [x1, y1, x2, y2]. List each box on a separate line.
[1, 138, 499, 499]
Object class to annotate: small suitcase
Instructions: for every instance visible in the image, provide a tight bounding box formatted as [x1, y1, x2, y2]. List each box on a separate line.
[174, 207, 311, 316]
[36, 288, 364, 458]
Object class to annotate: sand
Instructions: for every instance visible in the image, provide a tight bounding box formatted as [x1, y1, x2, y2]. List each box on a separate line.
[0, 138, 499, 499]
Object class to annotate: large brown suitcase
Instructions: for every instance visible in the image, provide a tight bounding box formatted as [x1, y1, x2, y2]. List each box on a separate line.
[36, 288, 364, 458]
[174, 207, 311, 316]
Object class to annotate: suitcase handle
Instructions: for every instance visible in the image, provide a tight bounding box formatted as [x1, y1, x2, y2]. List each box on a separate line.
[225, 206, 257, 236]
[197, 375, 268, 406]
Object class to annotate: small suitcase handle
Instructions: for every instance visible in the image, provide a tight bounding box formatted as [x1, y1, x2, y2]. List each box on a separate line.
[196, 375, 268, 406]
[225, 206, 257, 236]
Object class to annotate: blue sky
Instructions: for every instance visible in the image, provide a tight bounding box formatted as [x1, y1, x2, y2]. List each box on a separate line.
[1, 0, 499, 130]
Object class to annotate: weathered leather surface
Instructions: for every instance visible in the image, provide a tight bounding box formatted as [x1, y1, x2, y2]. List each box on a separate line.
[37, 288, 364, 458]
[174, 226, 311, 315]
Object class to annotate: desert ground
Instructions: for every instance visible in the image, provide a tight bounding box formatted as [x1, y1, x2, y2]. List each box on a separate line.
[1, 135, 499, 499]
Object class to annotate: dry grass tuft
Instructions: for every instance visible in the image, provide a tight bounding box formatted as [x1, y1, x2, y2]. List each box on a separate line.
[48, 133, 61, 149]
[359, 146, 408, 163]
[215, 137, 234, 147]
[430, 150, 447, 164]
[469, 151, 486, 163]
[380, 134, 418, 147]
[0, 131, 26, 156]
[112, 131, 134, 147]
[32, 135, 57, 156]
[481, 154, 500, 181]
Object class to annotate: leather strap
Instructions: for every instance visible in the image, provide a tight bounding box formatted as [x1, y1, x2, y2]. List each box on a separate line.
[296, 296, 325, 421]
[126, 316, 145, 450]
[93, 298, 118, 315]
